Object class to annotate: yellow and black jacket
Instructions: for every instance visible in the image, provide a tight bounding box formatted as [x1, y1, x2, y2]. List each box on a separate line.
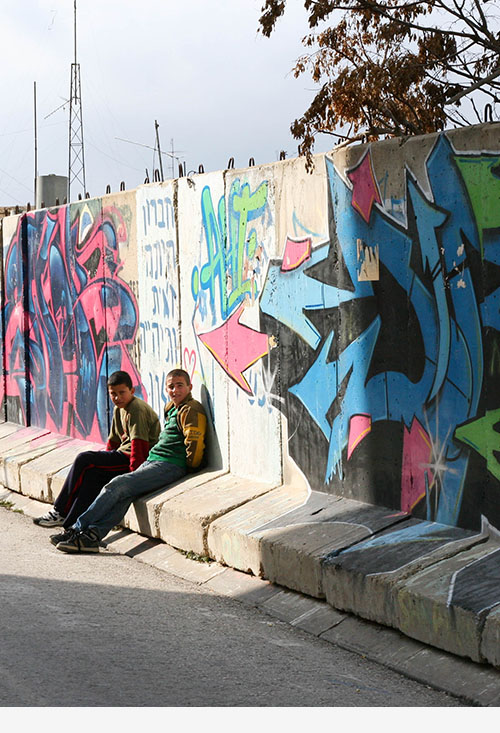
[147, 393, 207, 471]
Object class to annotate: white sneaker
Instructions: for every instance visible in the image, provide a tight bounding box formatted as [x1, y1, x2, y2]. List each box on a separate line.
[33, 509, 65, 527]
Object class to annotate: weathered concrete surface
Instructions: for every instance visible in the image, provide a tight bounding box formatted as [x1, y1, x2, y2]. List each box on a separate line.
[2, 424, 500, 673]
[0, 423, 23, 440]
[19, 438, 105, 502]
[122, 468, 228, 538]
[176, 171, 230, 476]
[155, 473, 276, 555]
[322, 519, 484, 626]
[205, 567, 281, 606]
[394, 531, 500, 662]
[135, 183, 180, 420]
[254, 492, 411, 598]
[482, 604, 500, 668]
[320, 615, 500, 706]
[207, 484, 309, 575]
[0, 426, 68, 491]
[0, 486, 51, 519]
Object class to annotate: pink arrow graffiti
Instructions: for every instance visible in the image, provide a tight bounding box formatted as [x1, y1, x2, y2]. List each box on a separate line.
[347, 150, 382, 223]
[197, 304, 269, 394]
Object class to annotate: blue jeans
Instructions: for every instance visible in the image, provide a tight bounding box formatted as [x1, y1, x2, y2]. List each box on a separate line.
[72, 460, 186, 539]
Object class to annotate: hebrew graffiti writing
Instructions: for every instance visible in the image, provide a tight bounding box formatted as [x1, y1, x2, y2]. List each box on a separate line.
[137, 188, 179, 416]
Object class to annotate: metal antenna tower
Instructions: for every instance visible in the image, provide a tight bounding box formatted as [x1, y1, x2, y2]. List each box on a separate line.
[68, 0, 86, 201]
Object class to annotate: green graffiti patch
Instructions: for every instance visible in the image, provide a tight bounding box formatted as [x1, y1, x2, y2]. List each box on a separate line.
[455, 155, 500, 258]
[455, 408, 500, 481]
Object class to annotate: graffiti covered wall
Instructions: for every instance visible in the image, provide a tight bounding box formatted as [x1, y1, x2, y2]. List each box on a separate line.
[259, 126, 500, 531]
[2, 122, 500, 533]
[2, 198, 143, 443]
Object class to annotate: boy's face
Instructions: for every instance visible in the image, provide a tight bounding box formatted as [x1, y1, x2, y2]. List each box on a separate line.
[166, 374, 191, 406]
[108, 383, 135, 409]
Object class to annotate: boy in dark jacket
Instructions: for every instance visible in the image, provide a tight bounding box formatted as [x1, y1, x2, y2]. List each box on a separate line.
[33, 370, 160, 530]
[51, 369, 207, 552]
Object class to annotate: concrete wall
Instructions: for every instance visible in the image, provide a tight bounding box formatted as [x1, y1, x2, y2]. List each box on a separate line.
[2, 122, 500, 533]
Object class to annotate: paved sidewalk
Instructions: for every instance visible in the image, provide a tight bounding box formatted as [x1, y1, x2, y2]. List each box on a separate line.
[1, 420, 499, 703]
[2, 488, 499, 706]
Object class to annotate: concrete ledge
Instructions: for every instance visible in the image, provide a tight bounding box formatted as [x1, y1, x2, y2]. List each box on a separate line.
[0, 486, 52, 519]
[482, 605, 500, 668]
[204, 568, 281, 606]
[0, 423, 24, 440]
[20, 439, 105, 502]
[0, 426, 57, 490]
[122, 468, 228, 538]
[322, 519, 483, 626]
[320, 615, 500, 705]
[394, 535, 500, 663]
[321, 518, 500, 664]
[154, 473, 276, 555]
[207, 484, 309, 575]
[256, 493, 410, 598]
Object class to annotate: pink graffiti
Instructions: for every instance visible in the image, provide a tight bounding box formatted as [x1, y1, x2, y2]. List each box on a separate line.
[347, 150, 382, 223]
[197, 304, 269, 394]
[281, 237, 312, 272]
[347, 413, 372, 460]
[3, 205, 143, 443]
[401, 416, 435, 513]
[183, 348, 197, 383]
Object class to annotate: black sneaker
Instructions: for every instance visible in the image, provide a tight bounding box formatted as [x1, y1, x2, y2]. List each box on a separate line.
[33, 509, 65, 527]
[50, 528, 77, 547]
[56, 529, 100, 554]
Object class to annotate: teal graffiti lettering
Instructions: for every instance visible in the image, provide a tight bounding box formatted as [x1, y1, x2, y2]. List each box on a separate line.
[192, 179, 268, 320]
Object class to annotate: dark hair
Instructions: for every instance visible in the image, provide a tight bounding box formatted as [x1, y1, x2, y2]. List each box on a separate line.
[167, 368, 192, 385]
[107, 370, 133, 389]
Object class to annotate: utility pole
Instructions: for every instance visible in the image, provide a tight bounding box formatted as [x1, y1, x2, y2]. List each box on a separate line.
[68, 0, 86, 202]
[154, 120, 164, 181]
[34, 81, 38, 205]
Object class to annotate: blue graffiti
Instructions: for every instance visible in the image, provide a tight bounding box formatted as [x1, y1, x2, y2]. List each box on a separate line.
[261, 134, 492, 526]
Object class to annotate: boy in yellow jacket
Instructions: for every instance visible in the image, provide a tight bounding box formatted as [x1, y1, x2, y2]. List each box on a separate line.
[51, 369, 207, 553]
[34, 370, 160, 530]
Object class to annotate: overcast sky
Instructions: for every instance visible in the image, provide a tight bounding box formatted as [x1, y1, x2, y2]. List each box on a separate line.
[0, 0, 333, 206]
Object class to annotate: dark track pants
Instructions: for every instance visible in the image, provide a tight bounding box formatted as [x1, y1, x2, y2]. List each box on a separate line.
[54, 450, 130, 529]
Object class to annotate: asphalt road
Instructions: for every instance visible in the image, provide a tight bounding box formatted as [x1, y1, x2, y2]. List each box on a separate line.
[0, 505, 465, 707]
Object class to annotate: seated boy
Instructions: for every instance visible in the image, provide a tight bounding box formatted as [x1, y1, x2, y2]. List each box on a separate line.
[51, 368, 207, 553]
[33, 370, 161, 530]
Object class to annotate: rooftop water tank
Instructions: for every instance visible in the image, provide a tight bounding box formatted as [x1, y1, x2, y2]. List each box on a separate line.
[35, 174, 68, 209]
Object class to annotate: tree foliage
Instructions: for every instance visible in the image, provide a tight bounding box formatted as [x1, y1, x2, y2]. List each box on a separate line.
[259, 0, 500, 161]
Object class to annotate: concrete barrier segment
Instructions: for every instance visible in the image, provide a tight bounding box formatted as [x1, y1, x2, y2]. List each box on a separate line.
[122, 468, 229, 539]
[154, 473, 277, 556]
[207, 484, 309, 576]
[322, 518, 483, 627]
[394, 533, 500, 663]
[0, 425, 71, 493]
[254, 493, 412, 598]
[19, 438, 105, 502]
[0, 423, 23, 440]
[482, 605, 500, 668]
